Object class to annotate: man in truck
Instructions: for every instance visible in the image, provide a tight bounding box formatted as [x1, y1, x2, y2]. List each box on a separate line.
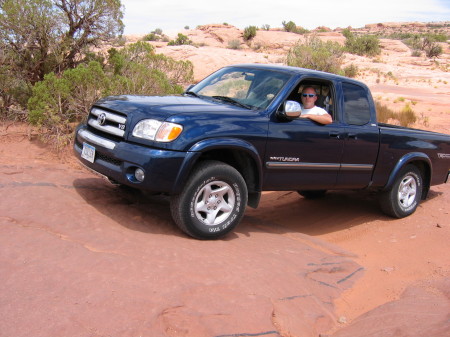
[299, 86, 333, 125]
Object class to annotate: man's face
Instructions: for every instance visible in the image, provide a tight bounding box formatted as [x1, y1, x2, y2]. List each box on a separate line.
[301, 88, 317, 109]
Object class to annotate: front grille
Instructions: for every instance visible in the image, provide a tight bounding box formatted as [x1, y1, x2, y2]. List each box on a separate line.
[88, 107, 127, 139]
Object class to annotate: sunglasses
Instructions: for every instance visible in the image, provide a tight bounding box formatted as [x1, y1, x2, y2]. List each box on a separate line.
[302, 94, 316, 98]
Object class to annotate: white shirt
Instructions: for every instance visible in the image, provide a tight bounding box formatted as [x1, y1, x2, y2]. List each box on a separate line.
[300, 104, 328, 116]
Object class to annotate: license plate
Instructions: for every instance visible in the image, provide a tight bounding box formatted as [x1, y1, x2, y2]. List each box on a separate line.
[81, 142, 96, 163]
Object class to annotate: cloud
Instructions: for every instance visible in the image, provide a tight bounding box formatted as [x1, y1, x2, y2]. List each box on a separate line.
[121, 0, 450, 35]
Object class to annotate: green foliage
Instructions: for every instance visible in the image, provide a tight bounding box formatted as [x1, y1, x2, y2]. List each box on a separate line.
[343, 64, 359, 78]
[404, 34, 444, 58]
[344, 30, 381, 57]
[398, 103, 417, 127]
[243, 26, 257, 41]
[426, 44, 443, 58]
[28, 61, 109, 148]
[0, 0, 124, 114]
[286, 35, 344, 74]
[168, 33, 192, 46]
[282, 20, 297, 32]
[385, 32, 448, 42]
[0, 62, 32, 118]
[282, 20, 310, 34]
[261, 24, 270, 31]
[143, 33, 160, 41]
[107, 42, 193, 95]
[27, 42, 194, 148]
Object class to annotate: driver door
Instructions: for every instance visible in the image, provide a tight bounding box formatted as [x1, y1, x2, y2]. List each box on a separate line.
[263, 118, 344, 190]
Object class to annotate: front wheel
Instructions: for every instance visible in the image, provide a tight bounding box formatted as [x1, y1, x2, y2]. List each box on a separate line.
[379, 165, 423, 218]
[170, 160, 248, 239]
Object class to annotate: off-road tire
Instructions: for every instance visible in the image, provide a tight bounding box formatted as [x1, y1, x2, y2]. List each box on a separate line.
[170, 160, 248, 239]
[379, 164, 423, 218]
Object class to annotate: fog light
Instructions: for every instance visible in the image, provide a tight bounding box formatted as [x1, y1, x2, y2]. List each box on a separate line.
[135, 168, 145, 182]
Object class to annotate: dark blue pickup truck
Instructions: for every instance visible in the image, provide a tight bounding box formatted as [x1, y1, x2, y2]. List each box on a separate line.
[74, 64, 450, 239]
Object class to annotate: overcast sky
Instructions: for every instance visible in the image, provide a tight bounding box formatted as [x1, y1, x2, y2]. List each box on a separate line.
[121, 0, 450, 35]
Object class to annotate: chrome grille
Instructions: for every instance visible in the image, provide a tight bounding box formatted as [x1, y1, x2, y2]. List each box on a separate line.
[88, 108, 127, 138]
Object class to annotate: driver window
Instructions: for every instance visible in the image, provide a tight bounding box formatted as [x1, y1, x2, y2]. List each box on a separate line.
[287, 82, 334, 118]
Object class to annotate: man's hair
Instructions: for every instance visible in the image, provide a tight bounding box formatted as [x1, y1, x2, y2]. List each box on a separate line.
[302, 86, 318, 94]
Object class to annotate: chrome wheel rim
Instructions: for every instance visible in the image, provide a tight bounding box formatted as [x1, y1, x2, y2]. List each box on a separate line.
[397, 174, 417, 209]
[194, 180, 235, 225]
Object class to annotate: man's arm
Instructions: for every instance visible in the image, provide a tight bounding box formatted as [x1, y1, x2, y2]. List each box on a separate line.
[300, 113, 332, 125]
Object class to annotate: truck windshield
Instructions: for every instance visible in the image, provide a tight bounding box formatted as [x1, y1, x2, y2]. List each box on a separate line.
[188, 67, 292, 110]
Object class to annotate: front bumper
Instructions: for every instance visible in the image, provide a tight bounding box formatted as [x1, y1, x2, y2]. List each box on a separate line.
[73, 125, 188, 193]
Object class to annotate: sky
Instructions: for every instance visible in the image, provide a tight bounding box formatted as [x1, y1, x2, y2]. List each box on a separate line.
[121, 0, 450, 36]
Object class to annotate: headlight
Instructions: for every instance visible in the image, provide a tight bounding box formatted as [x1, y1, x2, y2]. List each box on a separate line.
[132, 119, 183, 142]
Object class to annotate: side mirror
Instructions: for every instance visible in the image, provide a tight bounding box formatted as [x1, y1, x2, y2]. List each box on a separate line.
[278, 100, 302, 120]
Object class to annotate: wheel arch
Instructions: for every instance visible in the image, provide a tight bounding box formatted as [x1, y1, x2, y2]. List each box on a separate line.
[383, 152, 432, 199]
[172, 138, 263, 207]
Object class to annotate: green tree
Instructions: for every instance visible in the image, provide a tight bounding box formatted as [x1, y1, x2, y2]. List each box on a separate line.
[0, 0, 123, 115]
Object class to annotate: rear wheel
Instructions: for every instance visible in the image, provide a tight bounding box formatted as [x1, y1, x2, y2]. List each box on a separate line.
[170, 160, 247, 239]
[379, 165, 423, 218]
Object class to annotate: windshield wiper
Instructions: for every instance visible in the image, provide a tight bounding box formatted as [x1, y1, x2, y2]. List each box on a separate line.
[211, 96, 252, 109]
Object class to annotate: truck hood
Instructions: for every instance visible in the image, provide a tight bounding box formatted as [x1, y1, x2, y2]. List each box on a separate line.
[94, 95, 251, 120]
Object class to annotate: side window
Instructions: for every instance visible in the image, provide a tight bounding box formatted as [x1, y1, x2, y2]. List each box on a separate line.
[342, 82, 371, 125]
[286, 81, 334, 116]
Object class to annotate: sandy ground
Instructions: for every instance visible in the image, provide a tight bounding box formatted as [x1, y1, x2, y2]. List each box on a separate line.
[1, 124, 449, 337]
[1, 24, 450, 337]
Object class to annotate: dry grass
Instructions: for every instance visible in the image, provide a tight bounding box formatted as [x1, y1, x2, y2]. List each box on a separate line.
[376, 100, 417, 127]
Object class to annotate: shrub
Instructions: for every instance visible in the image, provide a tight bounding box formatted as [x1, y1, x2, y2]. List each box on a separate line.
[243, 26, 257, 41]
[168, 33, 192, 46]
[286, 35, 344, 74]
[143, 33, 160, 41]
[344, 30, 381, 57]
[228, 39, 241, 50]
[404, 34, 443, 58]
[343, 64, 359, 78]
[261, 24, 270, 31]
[282, 21, 297, 32]
[398, 103, 417, 127]
[375, 101, 417, 127]
[28, 61, 109, 149]
[375, 100, 396, 123]
[426, 43, 443, 58]
[27, 42, 194, 149]
[282, 20, 309, 34]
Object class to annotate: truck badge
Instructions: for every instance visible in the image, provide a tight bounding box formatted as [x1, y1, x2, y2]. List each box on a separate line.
[97, 113, 107, 126]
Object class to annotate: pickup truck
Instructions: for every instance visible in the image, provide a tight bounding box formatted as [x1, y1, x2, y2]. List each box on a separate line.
[74, 64, 450, 239]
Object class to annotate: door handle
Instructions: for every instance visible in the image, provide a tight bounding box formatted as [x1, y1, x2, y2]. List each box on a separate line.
[329, 132, 341, 139]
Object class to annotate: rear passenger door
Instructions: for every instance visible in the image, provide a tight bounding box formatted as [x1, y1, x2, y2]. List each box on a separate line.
[335, 82, 379, 188]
